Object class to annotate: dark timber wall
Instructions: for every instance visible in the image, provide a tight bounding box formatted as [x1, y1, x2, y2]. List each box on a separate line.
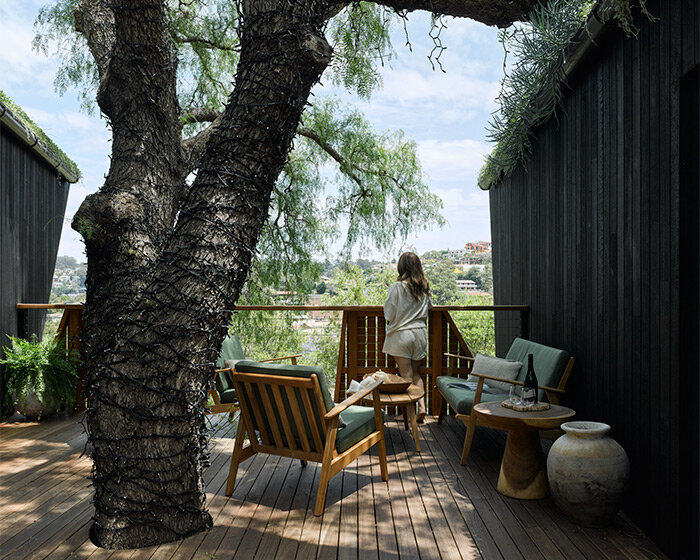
[490, 1, 699, 557]
[0, 117, 71, 415]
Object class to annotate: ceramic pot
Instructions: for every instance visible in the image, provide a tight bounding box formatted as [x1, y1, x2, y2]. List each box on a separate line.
[13, 388, 58, 420]
[547, 421, 630, 526]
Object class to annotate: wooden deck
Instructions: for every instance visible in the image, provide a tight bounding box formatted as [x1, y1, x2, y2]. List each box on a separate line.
[0, 413, 666, 560]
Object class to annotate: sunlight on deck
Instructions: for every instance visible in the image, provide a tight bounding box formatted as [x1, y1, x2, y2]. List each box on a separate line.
[0, 414, 665, 560]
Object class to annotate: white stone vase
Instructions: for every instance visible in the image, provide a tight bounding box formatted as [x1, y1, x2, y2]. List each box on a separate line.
[547, 421, 630, 526]
[13, 388, 58, 420]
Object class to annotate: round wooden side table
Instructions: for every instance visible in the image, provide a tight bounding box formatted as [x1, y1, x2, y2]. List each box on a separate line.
[472, 401, 575, 499]
[361, 384, 425, 452]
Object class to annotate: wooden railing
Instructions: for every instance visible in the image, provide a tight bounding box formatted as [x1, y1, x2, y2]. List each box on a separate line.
[16, 303, 529, 415]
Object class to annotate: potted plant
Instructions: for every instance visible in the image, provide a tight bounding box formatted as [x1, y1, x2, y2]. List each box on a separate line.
[1, 335, 79, 420]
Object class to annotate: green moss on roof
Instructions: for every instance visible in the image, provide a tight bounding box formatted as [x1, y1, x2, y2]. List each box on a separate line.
[0, 90, 81, 181]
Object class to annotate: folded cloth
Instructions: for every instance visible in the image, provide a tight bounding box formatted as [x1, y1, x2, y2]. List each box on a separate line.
[447, 381, 500, 394]
[347, 371, 389, 394]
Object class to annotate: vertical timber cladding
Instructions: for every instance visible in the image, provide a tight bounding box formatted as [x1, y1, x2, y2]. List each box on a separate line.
[0, 117, 71, 412]
[488, 0, 699, 557]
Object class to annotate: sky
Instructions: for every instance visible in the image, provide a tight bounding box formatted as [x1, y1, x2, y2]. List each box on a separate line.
[0, 1, 506, 263]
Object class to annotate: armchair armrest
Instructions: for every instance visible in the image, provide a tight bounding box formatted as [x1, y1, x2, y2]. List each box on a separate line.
[325, 378, 383, 420]
[468, 372, 564, 393]
[444, 353, 474, 362]
[261, 354, 302, 364]
[443, 353, 475, 378]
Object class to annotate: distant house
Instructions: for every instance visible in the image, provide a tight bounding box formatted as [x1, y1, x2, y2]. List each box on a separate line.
[0, 92, 79, 414]
[456, 279, 478, 293]
[464, 241, 491, 254]
[445, 248, 465, 263]
[487, 1, 698, 557]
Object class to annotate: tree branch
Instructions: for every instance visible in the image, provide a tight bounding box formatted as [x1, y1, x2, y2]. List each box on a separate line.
[74, 0, 115, 99]
[180, 108, 221, 125]
[297, 127, 363, 186]
[172, 32, 238, 51]
[297, 126, 404, 191]
[181, 113, 225, 172]
[367, 0, 539, 27]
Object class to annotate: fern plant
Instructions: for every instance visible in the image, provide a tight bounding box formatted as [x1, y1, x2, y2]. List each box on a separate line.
[1, 335, 79, 418]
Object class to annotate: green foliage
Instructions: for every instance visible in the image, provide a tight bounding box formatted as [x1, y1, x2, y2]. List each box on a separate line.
[479, 0, 590, 190]
[74, 216, 101, 241]
[0, 90, 81, 180]
[169, 1, 240, 121]
[425, 258, 460, 304]
[1, 335, 79, 417]
[450, 293, 496, 355]
[55, 255, 79, 268]
[34, 0, 239, 120]
[599, 0, 655, 38]
[326, 3, 395, 99]
[479, 0, 655, 190]
[301, 98, 444, 257]
[305, 265, 393, 383]
[33, 0, 95, 113]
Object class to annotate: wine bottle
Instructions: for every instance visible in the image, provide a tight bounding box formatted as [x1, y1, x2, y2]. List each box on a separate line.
[521, 353, 538, 406]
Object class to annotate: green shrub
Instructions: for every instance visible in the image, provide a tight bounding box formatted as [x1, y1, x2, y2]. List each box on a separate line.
[1, 335, 79, 418]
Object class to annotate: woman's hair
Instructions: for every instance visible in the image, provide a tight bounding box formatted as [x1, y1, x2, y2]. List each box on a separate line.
[397, 252, 430, 300]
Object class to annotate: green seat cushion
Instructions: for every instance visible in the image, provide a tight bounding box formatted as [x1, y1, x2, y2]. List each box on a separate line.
[436, 375, 506, 415]
[336, 405, 382, 453]
[215, 369, 235, 394]
[505, 338, 569, 400]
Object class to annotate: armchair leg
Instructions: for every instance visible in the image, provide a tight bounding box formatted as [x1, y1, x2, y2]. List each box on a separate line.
[226, 421, 248, 496]
[460, 415, 478, 466]
[315, 421, 338, 516]
[437, 395, 447, 424]
[377, 433, 389, 481]
[315, 460, 332, 516]
[301, 460, 308, 467]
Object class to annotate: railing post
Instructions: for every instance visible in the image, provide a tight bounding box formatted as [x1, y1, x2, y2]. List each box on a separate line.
[347, 310, 358, 390]
[67, 308, 87, 412]
[430, 310, 443, 416]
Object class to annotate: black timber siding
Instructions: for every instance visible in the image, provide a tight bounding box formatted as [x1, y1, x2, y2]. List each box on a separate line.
[489, 1, 699, 558]
[0, 118, 70, 415]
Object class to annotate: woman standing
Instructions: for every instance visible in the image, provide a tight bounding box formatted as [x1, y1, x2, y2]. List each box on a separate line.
[382, 252, 432, 422]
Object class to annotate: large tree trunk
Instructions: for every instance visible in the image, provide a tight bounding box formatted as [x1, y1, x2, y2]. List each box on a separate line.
[72, 0, 534, 549]
[78, 0, 332, 549]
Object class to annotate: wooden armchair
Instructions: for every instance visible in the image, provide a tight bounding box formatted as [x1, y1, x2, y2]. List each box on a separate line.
[225, 360, 388, 516]
[436, 337, 575, 464]
[209, 334, 302, 415]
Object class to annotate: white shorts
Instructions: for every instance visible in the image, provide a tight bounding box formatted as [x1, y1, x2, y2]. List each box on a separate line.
[382, 328, 427, 360]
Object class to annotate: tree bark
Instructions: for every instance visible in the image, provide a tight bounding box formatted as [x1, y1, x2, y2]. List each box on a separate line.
[75, 0, 534, 549]
[81, 0, 332, 549]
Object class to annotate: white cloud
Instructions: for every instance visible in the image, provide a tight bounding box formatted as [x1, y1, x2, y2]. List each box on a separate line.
[418, 138, 490, 184]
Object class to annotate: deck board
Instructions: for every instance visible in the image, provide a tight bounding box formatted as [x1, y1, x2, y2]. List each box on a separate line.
[0, 414, 666, 560]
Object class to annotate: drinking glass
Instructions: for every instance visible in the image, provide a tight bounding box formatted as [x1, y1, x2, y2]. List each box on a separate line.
[508, 384, 521, 405]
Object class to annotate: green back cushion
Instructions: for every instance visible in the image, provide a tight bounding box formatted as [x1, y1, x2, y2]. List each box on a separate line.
[216, 334, 246, 368]
[234, 360, 333, 453]
[234, 360, 378, 453]
[214, 335, 246, 393]
[234, 360, 334, 410]
[505, 338, 569, 400]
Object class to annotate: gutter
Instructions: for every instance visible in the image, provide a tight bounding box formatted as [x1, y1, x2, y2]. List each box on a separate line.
[562, 0, 613, 80]
[0, 100, 80, 184]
